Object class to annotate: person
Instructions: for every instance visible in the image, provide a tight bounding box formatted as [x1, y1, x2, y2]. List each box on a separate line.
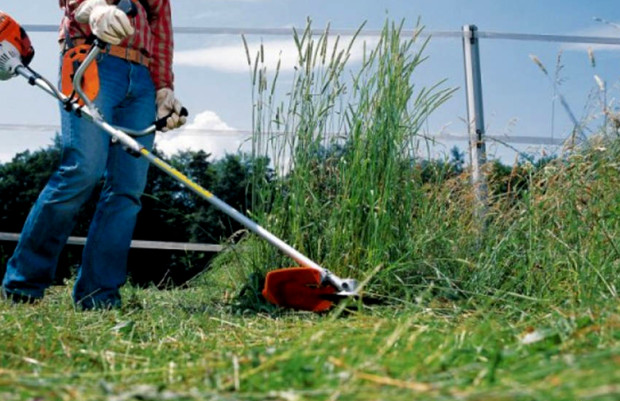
[2, 0, 186, 309]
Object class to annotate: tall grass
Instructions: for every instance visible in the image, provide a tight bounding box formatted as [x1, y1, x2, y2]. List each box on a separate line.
[475, 138, 620, 304]
[243, 20, 456, 290]
[232, 18, 619, 308]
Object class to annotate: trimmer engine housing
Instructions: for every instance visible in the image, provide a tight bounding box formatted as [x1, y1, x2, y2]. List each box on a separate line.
[0, 11, 34, 80]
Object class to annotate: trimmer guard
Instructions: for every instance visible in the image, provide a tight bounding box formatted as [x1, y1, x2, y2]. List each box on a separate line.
[262, 267, 337, 312]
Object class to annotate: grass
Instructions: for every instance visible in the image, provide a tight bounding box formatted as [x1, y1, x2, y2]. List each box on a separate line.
[0, 284, 618, 400]
[245, 20, 457, 288]
[244, 19, 619, 306]
[2, 18, 620, 400]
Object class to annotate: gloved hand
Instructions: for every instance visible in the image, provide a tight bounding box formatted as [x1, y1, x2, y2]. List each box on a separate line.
[156, 88, 187, 132]
[75, 0, 135, 45]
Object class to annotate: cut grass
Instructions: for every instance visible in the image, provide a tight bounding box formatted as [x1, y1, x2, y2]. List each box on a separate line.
[1, 285, 618, 400]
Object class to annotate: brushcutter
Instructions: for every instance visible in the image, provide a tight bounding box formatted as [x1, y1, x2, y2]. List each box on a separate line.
[0, 5, 360, 312]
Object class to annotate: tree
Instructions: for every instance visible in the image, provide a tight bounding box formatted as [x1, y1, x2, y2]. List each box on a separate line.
[0, 141, 273, 287]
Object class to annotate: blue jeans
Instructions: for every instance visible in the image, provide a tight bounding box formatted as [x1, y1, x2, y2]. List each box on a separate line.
[2, 54, 156, 309]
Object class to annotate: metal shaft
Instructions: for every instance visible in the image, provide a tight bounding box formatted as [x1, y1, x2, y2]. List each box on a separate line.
[139, 149, 326, 272]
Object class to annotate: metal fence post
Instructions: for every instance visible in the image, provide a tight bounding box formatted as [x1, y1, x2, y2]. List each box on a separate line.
[462, 24, 488, 220]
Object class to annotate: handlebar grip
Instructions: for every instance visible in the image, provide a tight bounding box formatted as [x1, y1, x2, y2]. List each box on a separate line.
[115, 0, 138, 17]
[154, 107, 189, 131]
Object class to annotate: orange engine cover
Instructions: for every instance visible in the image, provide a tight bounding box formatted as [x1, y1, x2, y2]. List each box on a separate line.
[0, 11, 35, 66]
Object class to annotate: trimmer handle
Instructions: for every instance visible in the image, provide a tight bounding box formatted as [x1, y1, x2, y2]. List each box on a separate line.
[154, 107, 189, 131]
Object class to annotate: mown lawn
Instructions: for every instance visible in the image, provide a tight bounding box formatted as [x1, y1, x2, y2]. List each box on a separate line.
[1, 281, 618, 401]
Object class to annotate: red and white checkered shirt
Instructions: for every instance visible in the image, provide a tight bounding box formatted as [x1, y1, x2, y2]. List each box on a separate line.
[59, 0, 174, 90]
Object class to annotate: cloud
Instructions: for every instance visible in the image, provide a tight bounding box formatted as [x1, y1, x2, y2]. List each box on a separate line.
[154, 110, 251, 160]
[174, 35, 378, 73]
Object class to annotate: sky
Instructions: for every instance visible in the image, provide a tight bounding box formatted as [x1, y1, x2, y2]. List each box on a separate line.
[1, 0, 620, 164]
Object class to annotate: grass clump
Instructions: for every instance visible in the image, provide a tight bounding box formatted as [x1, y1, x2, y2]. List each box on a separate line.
[244, 19, 457, 298]
[234, 18, 619, 310]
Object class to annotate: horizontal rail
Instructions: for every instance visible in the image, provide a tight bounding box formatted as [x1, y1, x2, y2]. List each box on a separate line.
[0, 124, 568, 145]
[478, 31, 620, 45]
[22, 24, 620, 45]
[0, 232, 222, 252]
[435, 133, 566, 146]
[22, 24, 448, 37]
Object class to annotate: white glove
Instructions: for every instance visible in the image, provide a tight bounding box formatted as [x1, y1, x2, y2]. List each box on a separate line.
[156, 88, 187, 132]
[75, 0, 134, 45]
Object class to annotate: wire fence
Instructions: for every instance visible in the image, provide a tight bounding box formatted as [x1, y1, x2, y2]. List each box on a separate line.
[21, 24, 620, 45]
[0, 123, 566, 146]
[4, 25, 620, 151]
[0, 232, 222, 252]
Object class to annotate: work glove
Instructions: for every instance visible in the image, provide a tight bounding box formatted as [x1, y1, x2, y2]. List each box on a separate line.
[75, 0, 135, 45]
[156, 88, 187, 132]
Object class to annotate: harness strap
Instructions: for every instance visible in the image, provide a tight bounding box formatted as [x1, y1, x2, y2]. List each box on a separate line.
[62, 38, 151, 67]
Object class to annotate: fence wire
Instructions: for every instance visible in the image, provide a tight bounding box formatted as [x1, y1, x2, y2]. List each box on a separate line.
[8, 24, 620, 150]
[22, 24, 620, 46]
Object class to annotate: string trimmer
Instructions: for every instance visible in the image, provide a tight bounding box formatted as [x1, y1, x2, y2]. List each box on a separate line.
[0, 4, 359, 312]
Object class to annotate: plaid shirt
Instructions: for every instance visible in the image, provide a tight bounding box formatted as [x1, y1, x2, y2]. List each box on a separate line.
[59, 0, 174, 90]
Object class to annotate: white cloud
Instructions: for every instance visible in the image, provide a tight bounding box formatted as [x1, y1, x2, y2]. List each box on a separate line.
[174, 36, 378, 73]
[155, 110, 251, 160]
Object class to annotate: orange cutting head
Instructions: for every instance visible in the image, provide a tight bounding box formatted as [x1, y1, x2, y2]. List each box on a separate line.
[262, 267, 336, 312]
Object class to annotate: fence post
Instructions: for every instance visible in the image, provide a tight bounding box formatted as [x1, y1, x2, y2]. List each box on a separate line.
[462, 24, 488, 220]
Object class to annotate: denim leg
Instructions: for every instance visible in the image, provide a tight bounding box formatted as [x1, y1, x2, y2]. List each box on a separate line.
[2, 100, 111, 300]
[3, 55, 156, 308]
[73, 60, 156, 310]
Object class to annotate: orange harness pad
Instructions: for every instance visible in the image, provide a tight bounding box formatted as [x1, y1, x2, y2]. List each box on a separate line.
[61, 44, 99, 104]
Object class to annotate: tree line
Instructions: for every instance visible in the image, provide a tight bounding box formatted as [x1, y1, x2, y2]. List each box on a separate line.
[0, 136, 272, 287]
